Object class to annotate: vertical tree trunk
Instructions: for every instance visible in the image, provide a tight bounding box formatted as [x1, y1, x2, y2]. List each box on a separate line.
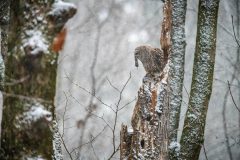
[0, 0, 76, 159]
[167, 0, 187, 159]
[0, 0, 9, 138]
[179, 0, 220, 159]
[120, 1, 172, 159]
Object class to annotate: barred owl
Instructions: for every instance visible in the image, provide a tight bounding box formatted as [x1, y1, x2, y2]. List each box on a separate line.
[134, 45, 165, 74]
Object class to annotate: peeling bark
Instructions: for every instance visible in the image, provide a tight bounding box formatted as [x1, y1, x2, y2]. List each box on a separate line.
[120, 72, 169, 160]
[120, 125, 133, 159]
[120, 1, 171, 159]
[179, 0, 220, 159]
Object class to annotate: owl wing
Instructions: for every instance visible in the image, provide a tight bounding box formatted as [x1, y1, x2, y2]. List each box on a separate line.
[152, 48, 164, 72]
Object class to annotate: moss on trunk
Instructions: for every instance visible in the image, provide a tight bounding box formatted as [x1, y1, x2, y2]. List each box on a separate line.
[179, 0, 220, 159]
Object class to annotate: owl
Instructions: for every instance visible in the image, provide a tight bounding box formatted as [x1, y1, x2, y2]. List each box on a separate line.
[134, 45, 165, 74]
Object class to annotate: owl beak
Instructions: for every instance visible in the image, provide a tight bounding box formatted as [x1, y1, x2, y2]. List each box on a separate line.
[135, 56, 138, 67]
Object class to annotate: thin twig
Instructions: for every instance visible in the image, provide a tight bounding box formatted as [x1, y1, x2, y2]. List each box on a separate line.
[109, 73, 131, 158]
[59, 131, 74, 160]
[90, 139, 100, 160]
[70, 125, 107, 154]
[91, 113, 114, 131]
[107, 144, 120, 160]
[118, 97, 136, 111]
[231, 15, 240, 47]
[202, 144, 209, 160]
[65, 73, 114, 112]
[107, 77, 121, 93]
[183, 84, 190, 98]
[55, 118, 73, 160]
[62, 92, 69, 138]
[228, 81, 240, 112]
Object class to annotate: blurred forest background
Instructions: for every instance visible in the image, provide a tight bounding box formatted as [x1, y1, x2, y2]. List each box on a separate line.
[56, 0, 240, 159]
[0, 0, 240, 159]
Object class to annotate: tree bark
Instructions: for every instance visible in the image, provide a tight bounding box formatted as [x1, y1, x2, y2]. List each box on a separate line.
[179, 0, 220, 159]
[120, 1, 171, 159]
[120, 70, 169, 160]
[0, 0, 76, 159]
[167, 0, 187, 159]
[0, 0, 9, 139]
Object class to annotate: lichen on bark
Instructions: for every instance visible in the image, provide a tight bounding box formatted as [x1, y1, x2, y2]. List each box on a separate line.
[0, 0, 76, 159]
[168, 0, 187, 159]
[179, 0, 220, 159]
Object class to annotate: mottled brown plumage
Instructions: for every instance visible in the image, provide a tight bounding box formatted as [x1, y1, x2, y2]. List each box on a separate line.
[134, 45, 165, 74]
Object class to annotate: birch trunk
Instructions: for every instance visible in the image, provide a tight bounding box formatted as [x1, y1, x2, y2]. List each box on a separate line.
[180, 0, 220, 159]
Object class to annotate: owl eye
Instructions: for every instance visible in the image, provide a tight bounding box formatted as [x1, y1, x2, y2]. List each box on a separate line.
[135, 49, 139, 56]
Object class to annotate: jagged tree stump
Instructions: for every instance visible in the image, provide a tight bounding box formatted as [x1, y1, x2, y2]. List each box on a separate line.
[120, 73, 169, 159]
[120, 1, 172, 159]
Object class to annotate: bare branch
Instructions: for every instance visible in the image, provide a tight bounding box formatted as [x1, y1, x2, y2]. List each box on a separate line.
[61, 92, 69, 138]
[59, 128, 74, 160]
[107, 144, 120, 160]
[70, 125, 107, 154]
[112, 73, 131, 152]
[231, 15, 240, 47]
[65, 73, 114, 112]
[228, 81, 240, 112]
[91, 113, 114, 131]
[118, 97, 137, 111]
[55, 118, 73, 160]
[107, 77, 121, 93]
[202, 144, 209, 160]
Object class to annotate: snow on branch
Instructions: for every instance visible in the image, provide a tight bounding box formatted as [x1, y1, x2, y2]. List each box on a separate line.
[47, 0, 77, 29]
[48, 0, 76, 16]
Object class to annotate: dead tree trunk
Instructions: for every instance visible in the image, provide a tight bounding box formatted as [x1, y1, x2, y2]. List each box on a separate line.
[0, 0, 76, 159]
[120, 1, 172, 159]
[179, 0, 220, 159]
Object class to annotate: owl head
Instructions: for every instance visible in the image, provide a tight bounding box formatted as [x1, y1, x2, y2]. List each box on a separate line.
[134, 45, 152, 67]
